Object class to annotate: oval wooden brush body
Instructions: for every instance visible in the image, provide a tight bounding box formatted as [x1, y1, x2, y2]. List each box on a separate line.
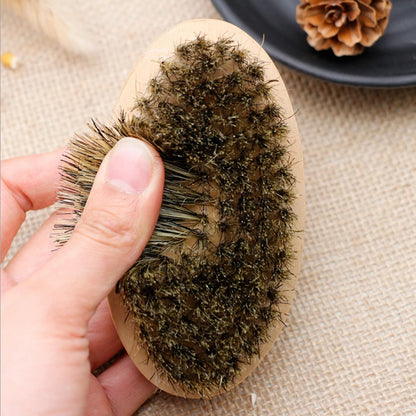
[108, 19, 305, 398]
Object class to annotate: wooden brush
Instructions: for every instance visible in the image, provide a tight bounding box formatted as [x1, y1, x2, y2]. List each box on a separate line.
[55, 19, 305, 398]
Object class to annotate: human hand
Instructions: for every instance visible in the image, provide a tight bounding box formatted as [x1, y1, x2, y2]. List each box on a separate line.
[1, 137, 165, 415]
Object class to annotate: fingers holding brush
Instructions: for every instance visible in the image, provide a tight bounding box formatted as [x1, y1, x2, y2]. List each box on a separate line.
[2, 138, 164, 415]
[5, 211, 125, 371]
[30, 137, 165, 324]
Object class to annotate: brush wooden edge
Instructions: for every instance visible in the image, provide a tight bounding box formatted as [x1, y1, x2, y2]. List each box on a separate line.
[108, 18, 305, 399]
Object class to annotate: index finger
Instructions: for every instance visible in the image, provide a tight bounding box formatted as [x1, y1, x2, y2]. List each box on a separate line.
[1, 149, 64, 261]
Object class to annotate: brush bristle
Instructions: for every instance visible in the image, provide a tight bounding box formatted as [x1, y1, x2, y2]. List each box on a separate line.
[55, 36, 296, 396]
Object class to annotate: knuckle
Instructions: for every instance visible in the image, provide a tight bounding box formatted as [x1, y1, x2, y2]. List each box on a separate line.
[76, 206, 138, 251]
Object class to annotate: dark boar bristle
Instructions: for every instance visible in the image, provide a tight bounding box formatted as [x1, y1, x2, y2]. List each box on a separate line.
[54, 35, 296, 397]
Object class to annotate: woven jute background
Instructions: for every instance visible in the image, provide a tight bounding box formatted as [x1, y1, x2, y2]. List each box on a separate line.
[2, 1, 415, 415]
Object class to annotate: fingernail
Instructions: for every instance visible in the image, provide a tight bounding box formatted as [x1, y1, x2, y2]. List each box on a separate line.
[106, 137, 153, 194]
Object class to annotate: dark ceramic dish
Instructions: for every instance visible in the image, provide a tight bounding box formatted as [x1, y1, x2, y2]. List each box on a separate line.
[212, 0, 416, 87]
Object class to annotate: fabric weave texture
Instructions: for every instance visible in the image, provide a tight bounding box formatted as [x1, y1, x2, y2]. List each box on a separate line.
[1, 1, 415, 415]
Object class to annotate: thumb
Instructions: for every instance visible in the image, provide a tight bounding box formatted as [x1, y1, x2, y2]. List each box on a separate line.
[31, 137, 164, 322]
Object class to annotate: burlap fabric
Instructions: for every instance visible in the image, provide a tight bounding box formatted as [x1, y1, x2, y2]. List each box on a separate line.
[1, 1, 415, 415]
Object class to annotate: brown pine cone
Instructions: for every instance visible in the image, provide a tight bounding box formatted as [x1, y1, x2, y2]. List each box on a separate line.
[296, 0, 392, 56]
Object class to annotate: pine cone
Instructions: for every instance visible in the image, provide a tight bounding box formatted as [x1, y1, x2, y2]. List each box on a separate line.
[296, 0, 392, 56]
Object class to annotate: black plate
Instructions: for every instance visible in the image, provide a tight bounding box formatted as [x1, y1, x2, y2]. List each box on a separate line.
[212, 0, 416, 87]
